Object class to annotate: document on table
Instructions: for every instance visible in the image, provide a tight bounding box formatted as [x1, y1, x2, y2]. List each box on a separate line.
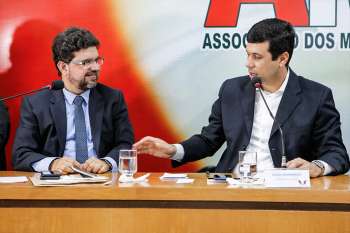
[30, 173, 109, 186]
[159, 173, 188, 180]
[0, 176, 28, 183]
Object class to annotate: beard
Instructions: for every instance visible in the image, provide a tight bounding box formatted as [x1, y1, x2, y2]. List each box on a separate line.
[78, 71, 99, 90]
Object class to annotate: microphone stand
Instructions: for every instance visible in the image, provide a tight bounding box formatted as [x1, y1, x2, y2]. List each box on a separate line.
[0, 80, 64, 101]
[256, 87, 287, 168]
[0, 85, 51, 101]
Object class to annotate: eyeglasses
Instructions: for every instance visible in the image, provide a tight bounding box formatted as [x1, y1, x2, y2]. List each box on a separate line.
[70, 57, 104, 67]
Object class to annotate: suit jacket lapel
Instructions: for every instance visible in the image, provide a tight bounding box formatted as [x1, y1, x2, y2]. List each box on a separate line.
[240, 79, 256, 140]
[270, 69, 301, 137]
[50, 90, 67, 155]
[89, 86, 104, 154]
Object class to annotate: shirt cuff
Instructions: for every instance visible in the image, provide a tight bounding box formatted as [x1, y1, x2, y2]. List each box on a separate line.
[320, 160, 334, 175]
[31, 157, 58, 172]
[101, 157, 117, 172]
[171, 144, 185, 162]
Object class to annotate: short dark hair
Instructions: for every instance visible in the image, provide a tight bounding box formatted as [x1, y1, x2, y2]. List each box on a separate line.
[52, 27, 100, 76]
[247, 18, 295, 67]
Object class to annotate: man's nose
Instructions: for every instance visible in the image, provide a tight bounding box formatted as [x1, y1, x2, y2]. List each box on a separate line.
[245, 57, 254, 69]
[89, 62, 100, 71]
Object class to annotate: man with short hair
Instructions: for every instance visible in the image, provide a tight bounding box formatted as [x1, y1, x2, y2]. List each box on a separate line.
[13, 27, 134, 174]
[133, 18, 349, 177]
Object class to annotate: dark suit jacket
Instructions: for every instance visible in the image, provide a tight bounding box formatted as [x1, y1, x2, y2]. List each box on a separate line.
[12, 83, 134, 171]
[0, 100, 10, 170]
[175, 69, 349, 175]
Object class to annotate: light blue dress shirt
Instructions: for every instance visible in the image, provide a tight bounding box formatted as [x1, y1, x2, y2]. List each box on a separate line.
[32, 88, 117, 172]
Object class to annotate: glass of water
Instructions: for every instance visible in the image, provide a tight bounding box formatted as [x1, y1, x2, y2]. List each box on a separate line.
[118, 150, 137, 178]
[238, 151, 257, 183]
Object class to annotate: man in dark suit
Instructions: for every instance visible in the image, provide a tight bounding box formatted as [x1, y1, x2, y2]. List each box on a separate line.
[0, 100, 10, 170]
[133, 18, 349, 177]
[12, 27, 134, 174]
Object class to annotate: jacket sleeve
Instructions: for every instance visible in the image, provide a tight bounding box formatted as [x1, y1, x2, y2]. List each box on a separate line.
[12, 97, 48, 171]
[313, 88, 349, 174]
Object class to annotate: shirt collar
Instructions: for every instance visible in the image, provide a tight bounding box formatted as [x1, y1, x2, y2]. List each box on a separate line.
[63, 88, 90, 105]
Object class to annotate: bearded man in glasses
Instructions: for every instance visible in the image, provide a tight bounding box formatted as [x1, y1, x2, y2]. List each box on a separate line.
[13, 27, 134, 174]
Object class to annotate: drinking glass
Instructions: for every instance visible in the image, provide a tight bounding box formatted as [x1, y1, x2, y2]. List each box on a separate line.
[118, 150, 137, 178]
[238, 151, 257, 183]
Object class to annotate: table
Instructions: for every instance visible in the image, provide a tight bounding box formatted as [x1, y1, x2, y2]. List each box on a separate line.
[0, 171, 349, 233]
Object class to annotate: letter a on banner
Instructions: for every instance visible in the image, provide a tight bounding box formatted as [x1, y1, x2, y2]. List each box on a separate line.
[205, 0, 309, 27]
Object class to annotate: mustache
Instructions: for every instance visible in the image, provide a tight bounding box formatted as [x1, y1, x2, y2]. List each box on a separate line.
[85, 71, 98, 77]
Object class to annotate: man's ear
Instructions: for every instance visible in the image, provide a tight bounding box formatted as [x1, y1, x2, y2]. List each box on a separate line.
[278, 52, 289, 67]
[57, 61, 68, 75]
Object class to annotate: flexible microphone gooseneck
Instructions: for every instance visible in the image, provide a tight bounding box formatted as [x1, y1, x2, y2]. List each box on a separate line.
[251, 77, 287, 168]
[1, 80, 64, 101]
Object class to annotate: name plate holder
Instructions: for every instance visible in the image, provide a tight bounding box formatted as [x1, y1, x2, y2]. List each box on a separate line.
[264, 168, 310, 188]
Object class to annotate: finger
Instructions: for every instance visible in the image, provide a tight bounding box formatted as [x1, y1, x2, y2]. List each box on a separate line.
[62, 164, 74, 174]
[81, 161, 88, 170]
[81, 158, 94, 170]
[133, 138, 148, 148]
[81, 162, 90, 171]
[72, 160, 82, 168]
[287, 158, 305, 168]
[53, 168, 63, 175]
[297, 159, 311, 169]
[133, 136, 156, 148]
[287, 161, 299, 168]
[137, 148, 152, 155]
[84, 161, 95, 172]
[91, 160, 102, 173]
[59, 170, 68, 175]
[97, 164, 108, 174]
[91, 162, 102, 173]
[133, 141, 149, 150]
[58, 167, 69, 175]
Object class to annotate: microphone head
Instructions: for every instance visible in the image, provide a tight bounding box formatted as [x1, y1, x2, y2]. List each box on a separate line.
[50, 80, 64, 90]
[251, 77, 262, 89]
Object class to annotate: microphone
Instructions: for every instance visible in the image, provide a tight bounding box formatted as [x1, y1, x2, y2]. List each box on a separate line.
[50, 80, 64, 90]
[251, 77, 287, 168]
[0, 80, 64, 101]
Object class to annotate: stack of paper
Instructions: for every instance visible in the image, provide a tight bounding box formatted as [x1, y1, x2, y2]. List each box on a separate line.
[159, 173, 194, 184]
[159, 173, 188, 180]
[0, 176, 28, 183]
[30, 174, 109, 186]
[118, 173, 150, 183]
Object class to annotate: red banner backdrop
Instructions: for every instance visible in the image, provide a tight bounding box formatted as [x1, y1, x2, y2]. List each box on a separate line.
[0, 0, 199, 171]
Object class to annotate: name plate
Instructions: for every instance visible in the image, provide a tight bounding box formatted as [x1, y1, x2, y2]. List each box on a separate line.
[264, 168, 310, 188]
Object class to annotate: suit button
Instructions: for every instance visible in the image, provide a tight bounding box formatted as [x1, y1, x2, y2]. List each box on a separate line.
[271, 148, 276, 151]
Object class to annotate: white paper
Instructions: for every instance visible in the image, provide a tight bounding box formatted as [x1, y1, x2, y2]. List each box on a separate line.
[118, 173, 150, 183]
[160, 173, 188, 179]
[0, 176, 28, 183]
[226, 178, 241, 186]
[30, 174, 109, 186]
[176, 178, 194, 184]
[264, 169, 310, 188]
[226, 177, 265, 187]
[207, 179, 227, 184]
[71, 166, 98, 178]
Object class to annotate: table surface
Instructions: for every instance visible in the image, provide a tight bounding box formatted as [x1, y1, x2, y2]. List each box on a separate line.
[0, 171, 349, 204]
